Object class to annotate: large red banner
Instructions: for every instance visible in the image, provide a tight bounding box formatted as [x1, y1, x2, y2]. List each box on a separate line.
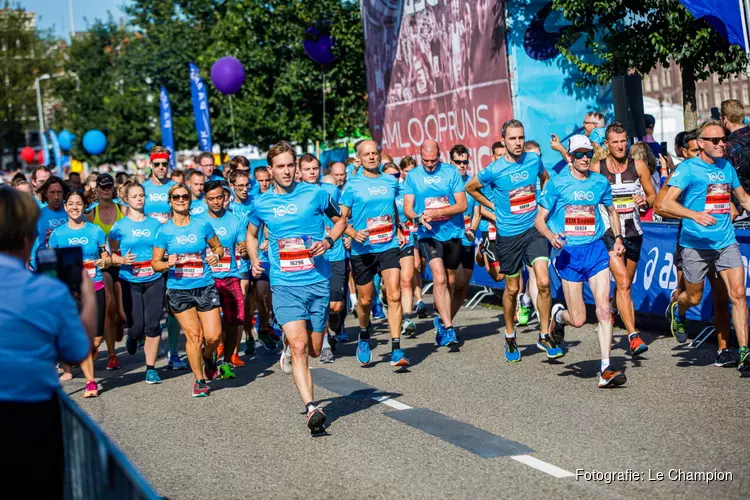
[361, 0, 512, 172]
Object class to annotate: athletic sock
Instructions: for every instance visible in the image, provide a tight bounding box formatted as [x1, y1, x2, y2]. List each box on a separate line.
[349, 293, 357, 308]
[359, 328, 370, 341]
[167, 316, 180, 354]
[600, 359, 610, 373]
[628, 332, 638, 340]
[391, 338, 401, 352]
[146, 364, 155, 371]
[322, 333, 331, 349]
[555, 309, 565, 325]
[305, 401, 317, 414]
[520, 293, 532, 308]
[505, 331, 516, 340]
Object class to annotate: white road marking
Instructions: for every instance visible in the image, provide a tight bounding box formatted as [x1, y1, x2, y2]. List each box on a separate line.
[371, 395, 413, 411]
[511, 455, 575, 478]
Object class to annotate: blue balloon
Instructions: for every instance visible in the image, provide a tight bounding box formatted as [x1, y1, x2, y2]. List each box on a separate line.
[304, 25, 335, 66]
[211, 56, 245, 95]
[58, 130, 74, 151]
[83, 129, 107, 155]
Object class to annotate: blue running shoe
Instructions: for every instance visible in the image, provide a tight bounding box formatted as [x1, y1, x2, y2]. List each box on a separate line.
[390, 349, 410, 368]
[433, 317, 445, 346]
[444, 327, 459, 348]
[415, 300, 427, 319]
[145, 369, 161, 384]
[356, 339, 372, 365]
[167, 352, 187, 370]
[505, 337, 521, 363]
[536, 335, 564, 359]
[336, 331, 350, 342]
[372, 303, 386, 319]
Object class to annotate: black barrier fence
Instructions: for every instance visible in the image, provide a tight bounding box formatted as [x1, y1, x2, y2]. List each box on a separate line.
[58, 389, 160, 500]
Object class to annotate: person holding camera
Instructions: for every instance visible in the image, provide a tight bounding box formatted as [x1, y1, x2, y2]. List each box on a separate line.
[0, 186, 97, 497]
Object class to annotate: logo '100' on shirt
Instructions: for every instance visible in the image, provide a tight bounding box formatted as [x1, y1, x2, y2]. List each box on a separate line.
[143, 179, 176, 224]
[248, 182, 335, 286]
[109, 217, 163, 283]
[403, 164, 465, 241]
[477, 152, 545, 237]
[339, 174, 399, 256]
[538, 168, 612, 246]
[199, 211, 246, 279]
[48, 222, 107, 284]
[667, 157, 740, 250]
[154, 218, 217, 290]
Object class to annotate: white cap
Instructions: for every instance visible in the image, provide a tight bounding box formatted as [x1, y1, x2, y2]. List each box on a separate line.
[568, 134, 593, 152]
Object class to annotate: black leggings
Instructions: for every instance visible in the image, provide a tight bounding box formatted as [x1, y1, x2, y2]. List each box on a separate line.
[96, 288, 106, 337]
[121, 278, 166, 339]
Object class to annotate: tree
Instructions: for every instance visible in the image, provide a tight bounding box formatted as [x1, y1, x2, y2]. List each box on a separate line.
[0, 1, 59, 169]
[552, 0, 749, 129]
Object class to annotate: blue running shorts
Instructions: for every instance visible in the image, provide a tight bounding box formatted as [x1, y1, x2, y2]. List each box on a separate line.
[554, 239, 609, 283]
[271, 280, 330, 333]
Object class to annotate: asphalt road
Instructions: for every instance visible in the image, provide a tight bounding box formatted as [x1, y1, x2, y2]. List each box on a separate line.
[63, 292, 749, 500]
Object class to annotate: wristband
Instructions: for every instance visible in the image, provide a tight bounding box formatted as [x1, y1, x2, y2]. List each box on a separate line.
[325, 236, 335, 247]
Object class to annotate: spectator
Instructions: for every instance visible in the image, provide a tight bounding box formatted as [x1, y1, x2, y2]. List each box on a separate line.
[524, 140, 542, 155]
[721, 99, 750, 196]
[491, 140, 506, 161]
[68, 172, 82, 191]
[583, 112, 607, 144]
[642, 114, 661, 157]
[629, 142, 659, 221]
[0, 186, 97, 497]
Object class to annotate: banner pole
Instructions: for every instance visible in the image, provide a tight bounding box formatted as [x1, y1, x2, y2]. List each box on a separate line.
[322, 71, 327, 147]
[229, 95, 237, 147]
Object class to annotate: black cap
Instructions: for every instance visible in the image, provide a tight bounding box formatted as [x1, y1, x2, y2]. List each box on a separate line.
[96, 173, 114, 189]
[644, 114, 656, 128]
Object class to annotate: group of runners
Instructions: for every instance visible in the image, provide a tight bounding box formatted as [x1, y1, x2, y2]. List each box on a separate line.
[20, 117, 750, 435]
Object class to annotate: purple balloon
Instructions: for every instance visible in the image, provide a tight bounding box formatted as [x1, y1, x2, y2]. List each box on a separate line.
[303, 26, 335, 66]
[211, 56, 245, 95]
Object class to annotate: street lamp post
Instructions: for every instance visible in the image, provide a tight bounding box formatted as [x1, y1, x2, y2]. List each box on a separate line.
[35, 74, 51, 138]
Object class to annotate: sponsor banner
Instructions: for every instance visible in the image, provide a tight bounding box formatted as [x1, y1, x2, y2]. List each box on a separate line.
[361, 0, 512, 171]
[189, 62, 213, 152]
[159, 86, 176, 168]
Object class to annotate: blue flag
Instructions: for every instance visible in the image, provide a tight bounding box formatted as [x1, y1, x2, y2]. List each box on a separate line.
[159, 86, 176, 168]
[679, 0, 749, 52]
[48, 130, 62, 168]
[189, 63, 213, 152]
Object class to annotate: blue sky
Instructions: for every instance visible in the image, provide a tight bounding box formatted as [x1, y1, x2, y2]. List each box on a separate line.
[19, 0, 128, 39]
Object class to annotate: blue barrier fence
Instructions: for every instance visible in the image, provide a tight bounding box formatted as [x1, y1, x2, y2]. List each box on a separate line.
[425, 223, 750, 322]
[59, 389, 160, 499]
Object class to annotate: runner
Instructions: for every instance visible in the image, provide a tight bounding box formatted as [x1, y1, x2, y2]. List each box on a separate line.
[30, 165, 51, 207]
[339, 141, 408, 368]
[185, 169, 207, 216]
[399, 156, 428, 318]
[535, 134, 628, 388]
[32, 177, 68, 269]
[659, 120, 750, 370]
[591, 122, 655, 356]
[251, 166, 275, 352]
[152, 184, 225, 397]
[246, 140, 347, 435]
[467, 120, 560, 362]
[201, 180, 247, 373]
[298, 155, 346, 363]
[109, 182, 165, 384]
[50, 191, 110, 397]
[403, 139, 468, 347]
[196, 151, 223, 181]
[142, 146, 185, 370]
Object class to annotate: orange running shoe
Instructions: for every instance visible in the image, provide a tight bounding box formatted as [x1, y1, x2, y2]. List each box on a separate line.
[598, 368, 627, 388]
[106, 355, 120, 370]
[230, 353, 245, 368]
[83, 380, 99, 398]
[629, 333, 648, 356]
[216, 344, 224, 360]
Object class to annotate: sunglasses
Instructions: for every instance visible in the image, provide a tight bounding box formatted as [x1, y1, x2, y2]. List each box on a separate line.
[152, 161, 169, 167]
[170, 193, 190, 201]
[583, 121, 599, 126]
[453, 160, 470, 165]
[571, 150, 595, 160]
[700, 136, 727, 145]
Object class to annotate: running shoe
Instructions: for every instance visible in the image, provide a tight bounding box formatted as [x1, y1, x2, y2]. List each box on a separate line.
[550, 304, 566, 346]
[433, 317, 446, 346]
[145, 369, 161, 385]
[82, 380, 99, 398]
[598, 368, 627, 388]
[216, 344, 225, 361]
[280, 345, 293, 374]
[106, 355, 120, 371]
[536, 334, 564, 359]
[230, 353, 246, 368]
[669, 302, 688, 343]
[738, 346, 750, 372]
[372, 302, 386, 319]
[416, 300, 427, 319]
[204, 357, 218, 381]
[126, 335, 138, 355]
[320, 346, 335, 364]
[306, 406, 326, 435]
[505, 337, 521, 363]
[245, 339, 256, 358]
[390, 349, 410, 368]
[167, 352, 187, 370]
[356, 339, 372, 365]
[714, 349, 736, 367]
[401, 319, 417, 337]
[192, 380, 210, 398]
[443, 327, 459, 348]
[218, 364, 236, 380]
[257, 329, 278, 351]
[517, 304, 531, 326]
[629, 333, 648, 356]
[336, 331, 350, 342]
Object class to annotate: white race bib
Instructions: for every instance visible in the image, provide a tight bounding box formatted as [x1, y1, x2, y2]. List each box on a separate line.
[131, 260, 154, 278]
[278, 237, 314, 272]
[174, 253, 204, 278]
[425, 196, 451, 222]
[509, 185, 537, 215]
[564, 205, 596, 236]
[208, 251, 232, 273]
[366, 215, 394, 244]
[705, 183, 731, 215]
[84, 259, 97, 278]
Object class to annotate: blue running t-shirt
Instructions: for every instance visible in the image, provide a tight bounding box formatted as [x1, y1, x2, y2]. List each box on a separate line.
[200, 211, 246, 279]
[189, 196, 208, 217]
[248, 182, 338, 286]
[109, 217, 163, 283]
[154, 218, 217, 290]
[339, 174, 400, 256]
[49, 222, 107, 285]
[538, 168, 613, 246]
[319, 182, 346, 262]
[402, 163, 465, 242]
[143, 179, 175, 224]
[477, 152, 545, 237]
[461, 194, 478, 247]
[668, 156, 740, 250]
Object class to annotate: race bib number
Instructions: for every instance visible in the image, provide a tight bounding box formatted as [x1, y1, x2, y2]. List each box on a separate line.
[400, 224, 410, 239]
[425, 196, 451, 222]
[174, 252, 204, 278]
[83, 259, 97, 278]
[509, 185, 537, 215]
[150, 212, 172, 224]
[488, 223, 497, 241]
[366, 215, 394, 244]
[564, 205, 596, 236]
[131, 260, 154, 278]
[278, 237, 314, 272]
[612, 195, 636, 215]
[705, 183, 731, 214]
[208, 251, 232, 273]
[464, 215, 472, 231]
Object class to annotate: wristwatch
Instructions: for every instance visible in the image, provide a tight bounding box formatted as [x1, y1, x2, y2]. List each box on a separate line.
[414, 215, 423, 226]
[325, 236, 335, 247]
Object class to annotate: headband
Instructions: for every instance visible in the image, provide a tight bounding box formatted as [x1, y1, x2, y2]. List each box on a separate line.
[150, 152, 170, 161]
